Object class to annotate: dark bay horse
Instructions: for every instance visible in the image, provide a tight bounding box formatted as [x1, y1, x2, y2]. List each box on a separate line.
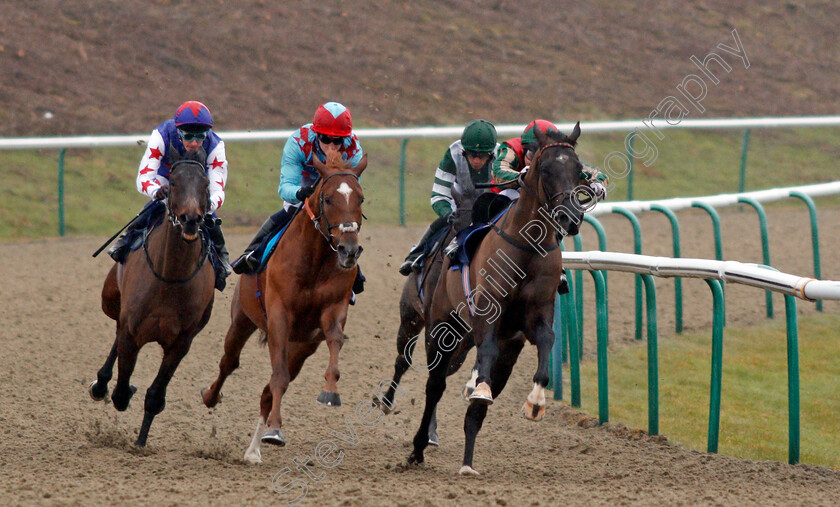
[375, 162, 485, 444]
[89, 147, 215, 448]
[201, 152, 367, 464]
[407, 124, 587, 475]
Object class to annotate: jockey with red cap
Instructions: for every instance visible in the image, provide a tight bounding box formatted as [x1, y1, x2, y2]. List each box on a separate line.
[108, 100, 232, 289]
[494, 119, 608, 200]
[231, 102, 366, 299]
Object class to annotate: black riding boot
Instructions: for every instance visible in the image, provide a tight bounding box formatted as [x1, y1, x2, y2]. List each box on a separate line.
[204, 216, 232, 291]
[230, 216, 277, 275]
[398, 215, 449, 276]
[107, 228, 136, 263]
[107, 201, 162, 263]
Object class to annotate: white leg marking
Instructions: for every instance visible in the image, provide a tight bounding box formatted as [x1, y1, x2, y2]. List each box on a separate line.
[244, 416, 265, 464]
[459, 465, 480, 476]
[337, 182, 353, 205]
[527, 382, 545, 406]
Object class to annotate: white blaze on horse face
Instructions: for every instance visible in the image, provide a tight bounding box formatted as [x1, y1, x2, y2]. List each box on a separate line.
[337, 182, 353, 205]
[556, 154, 569, 163]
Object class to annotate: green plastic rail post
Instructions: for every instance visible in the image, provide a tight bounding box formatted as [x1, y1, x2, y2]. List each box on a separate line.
[583, 214, 609, 330]
[640, 274, 659, 435]
[58, 148, 66, 236]
[590, 270, 609, 424]
[551, 294, 563, 400]
[612, 207, 644, 340]
[573, 234, 584, 355]
[693, 201, 725, 326]
[757, 264, 801, 465]
[561, 288, 581, 408]
[788, 191, 823, 312]
[705, 279, 725, 454]
[649, 204, 683, 333]
[737, 197, 773, 318]
[784, 294, 801, 465]
[738, 129, 751, 193]
[626, 132, 635, 201]
[398, 139, 408, 226]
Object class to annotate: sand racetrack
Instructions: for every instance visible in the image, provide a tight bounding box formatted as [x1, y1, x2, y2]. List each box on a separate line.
[1, 206, 839, 506]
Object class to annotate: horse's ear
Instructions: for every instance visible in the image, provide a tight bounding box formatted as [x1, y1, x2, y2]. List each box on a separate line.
[168, 142, 182, 163]
[569, 122, 581, 144]
[192, 146, 207, 166]
[351, 154, 368, 177]
[534, 123, 549, 146]
[311, 154, 329, 177]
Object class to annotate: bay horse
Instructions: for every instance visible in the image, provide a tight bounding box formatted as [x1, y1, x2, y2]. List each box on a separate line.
[375, 161, 486, 445]
[201, 151, 367, 464]
[407, 124, 587, 475]
[89, 147, 215, 448]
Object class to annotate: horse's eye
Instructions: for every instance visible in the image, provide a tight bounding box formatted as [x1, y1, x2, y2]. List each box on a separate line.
[324, 197, 332, 205]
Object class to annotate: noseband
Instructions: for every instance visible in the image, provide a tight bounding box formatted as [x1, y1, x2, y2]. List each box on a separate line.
[304, 172, 363, 252]
[165, 159, 210, 233]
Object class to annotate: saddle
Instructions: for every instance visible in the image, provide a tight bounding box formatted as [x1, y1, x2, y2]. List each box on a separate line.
[449, 204, 511, 271]
[253, 206, 303, 273]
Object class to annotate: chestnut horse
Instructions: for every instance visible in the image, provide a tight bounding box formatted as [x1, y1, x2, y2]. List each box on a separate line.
[89, 147, 215, 448]
[202, 152, 366, 464]
[407, 124, 587, 475]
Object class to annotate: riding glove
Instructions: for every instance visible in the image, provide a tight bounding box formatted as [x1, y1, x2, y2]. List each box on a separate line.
[154, 184, 170, 201]
[296, 184, 316, 201]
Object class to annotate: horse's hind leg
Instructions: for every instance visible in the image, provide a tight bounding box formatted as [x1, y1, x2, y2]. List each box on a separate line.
[244, 384, 271, 464]
[90, 266, 122, 401]
[377, 295, 424, 414]
[202, 305, 258, 408]
[136, 336, 195, 448]
[461, 338, 525, 475]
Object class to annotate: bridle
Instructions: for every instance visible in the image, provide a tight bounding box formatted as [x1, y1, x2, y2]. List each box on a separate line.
[304, 172, 364, 252]
[517, 141, 587, 209]
[144, 159, 210, 284]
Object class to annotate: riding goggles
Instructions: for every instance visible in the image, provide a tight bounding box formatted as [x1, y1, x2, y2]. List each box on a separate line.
[463, 149, 491, 159]
[317, 134, 347, 146]
[178, 129, 209, 142]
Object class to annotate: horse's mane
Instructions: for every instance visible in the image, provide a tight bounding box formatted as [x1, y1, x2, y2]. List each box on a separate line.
[323, 150, 345, 171]
[169, 142, 208, 168]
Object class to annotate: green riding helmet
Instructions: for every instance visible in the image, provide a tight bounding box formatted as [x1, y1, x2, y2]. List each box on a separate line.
[460, 119, 497, 153]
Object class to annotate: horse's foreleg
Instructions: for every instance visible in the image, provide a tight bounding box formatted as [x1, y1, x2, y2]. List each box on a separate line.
[263, 315, 291, 440]
[111, 330, 139, 412]
[522, 317, 555, 422]
[202, 306, 258, 408]
[317, 323, 345, 407]
[470, 325, 500, 404]
[136, 337, 194, 448]
[89, 335, 119, 401]
[461, 338, 524, 475]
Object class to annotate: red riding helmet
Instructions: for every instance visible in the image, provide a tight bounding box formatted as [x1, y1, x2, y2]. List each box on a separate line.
[312, 102, 353, 137]
[521, 119, 558, 146]
[174, 101, 214, 129]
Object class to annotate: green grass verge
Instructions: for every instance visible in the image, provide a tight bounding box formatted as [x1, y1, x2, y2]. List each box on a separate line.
[1, 126, 838, 240]
[561, 311, 840, 469]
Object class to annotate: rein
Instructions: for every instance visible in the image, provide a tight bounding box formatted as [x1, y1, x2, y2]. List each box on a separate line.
[304, 172, 363, 251]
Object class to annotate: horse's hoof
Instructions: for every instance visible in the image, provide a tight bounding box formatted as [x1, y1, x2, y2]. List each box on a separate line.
[261, 429, 286, 447]
[468, 382, 493, 405]
[428, 431, 440, 448]
[406, 451, 424, 466]
[88, 380, 109, 402]
[244, 450, 262, 464]
[316, 391, 341, 407]
[372, 395, 394, 415]
[200, 386, 222, 408]
[459, 465, 480, 476]
[521, 401, 546, 422]
[111, 385, 138, 412]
